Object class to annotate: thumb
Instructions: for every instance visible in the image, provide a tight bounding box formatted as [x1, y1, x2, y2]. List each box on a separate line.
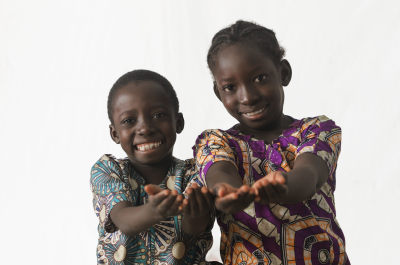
[275, 172, 287, 184]
[144, 184, 163, 195]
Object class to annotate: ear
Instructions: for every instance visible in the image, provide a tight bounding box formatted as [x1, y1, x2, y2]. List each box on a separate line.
[280, 59, 292, 86]
[109, 125, 120, 144]
[213, 81, 222, 101]
[176, 113, 185, 134]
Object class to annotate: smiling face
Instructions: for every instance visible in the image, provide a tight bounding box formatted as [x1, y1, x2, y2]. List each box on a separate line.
[109, 81, 184, 166]
[212, 43, 292, 137]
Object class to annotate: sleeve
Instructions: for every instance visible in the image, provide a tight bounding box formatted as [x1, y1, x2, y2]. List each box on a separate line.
[90, 154, 136, 233]
[182, 159, 205, 191]
[296, 116, 342, 177]
[193, 129, 238, 187]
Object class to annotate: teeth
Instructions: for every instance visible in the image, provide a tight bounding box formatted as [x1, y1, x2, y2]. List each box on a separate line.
[136, 141, 162, 151]
[245, 108, 264, 116]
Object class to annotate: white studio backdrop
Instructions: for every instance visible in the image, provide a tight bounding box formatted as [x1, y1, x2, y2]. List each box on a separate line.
[1, 0, 399, 264]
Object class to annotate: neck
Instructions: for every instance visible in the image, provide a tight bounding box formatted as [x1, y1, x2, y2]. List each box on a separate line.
[129, 155, 174, 185]
[239, 113, 292, 142]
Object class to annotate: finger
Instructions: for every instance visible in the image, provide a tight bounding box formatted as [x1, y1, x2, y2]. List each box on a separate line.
[242, 186, 256, 204]
[190, 182, 199, 189]
[215, 193, 238, 211]
[237, 185, 249, 195]
[236, 185, 250, 202]
[189, 188, 200, 214]
[170, 189, 178, 196]
[157, 192, 177, 213]
[265, 183, 280, 202]
[277, 174, 286, 184]
[235, 185, 255, 209]
[255, 181, 269, 203]
[217, 185, 227, 198]
[182, 198, 190, 216]
[201, 186, 215, 209]
[193, 187, 209, 213]
[167, 194, 184, 215]
[151, 189, 171, 205]
[145, 184, 164, 195]
[273, 182, 288, 196]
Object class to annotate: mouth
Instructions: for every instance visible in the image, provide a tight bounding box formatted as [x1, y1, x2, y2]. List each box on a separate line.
[241, 107, 266, 118]
[135, 141, 163, 151]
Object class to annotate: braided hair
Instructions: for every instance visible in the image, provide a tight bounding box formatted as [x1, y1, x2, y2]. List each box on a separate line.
[107, 69, 179, 125]
[207, 20, 285, 74]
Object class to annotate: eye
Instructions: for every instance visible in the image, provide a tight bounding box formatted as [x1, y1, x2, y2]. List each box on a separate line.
[255, 75, 267, 83]
[122, 118, 135, 125]
[153, 113, 166, 119]
[222, 85, 234, 92]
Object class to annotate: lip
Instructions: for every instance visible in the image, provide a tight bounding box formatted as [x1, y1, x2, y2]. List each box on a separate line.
[240, 106, 266, 120]
[134, 141, 163, 152]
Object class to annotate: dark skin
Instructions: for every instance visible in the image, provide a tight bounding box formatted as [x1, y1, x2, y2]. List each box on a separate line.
[207, 43, 329, 211]
[109, 81, 214, 236]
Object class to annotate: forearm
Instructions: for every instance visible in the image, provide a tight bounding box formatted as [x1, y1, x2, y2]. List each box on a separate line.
[281, 167, 319, 204]
[111, 202, 163, 237]
[281, 153, 329, 204]
[206, 161, 243, 190]
[182, 214, 211, 236]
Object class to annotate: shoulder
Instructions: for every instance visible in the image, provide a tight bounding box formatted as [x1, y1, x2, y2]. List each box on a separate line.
[171, 157, 197, 177]
[90, 154, 131, 186]
[182, 158, 198, 176]
[290, 115, 341, 135]
[197, 128, 229, 139]
[295, 115, 338, 126]
[195, 127, 242, 144]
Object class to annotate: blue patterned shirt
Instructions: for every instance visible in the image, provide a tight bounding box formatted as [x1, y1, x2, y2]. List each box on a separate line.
[90, 154, 214, 265]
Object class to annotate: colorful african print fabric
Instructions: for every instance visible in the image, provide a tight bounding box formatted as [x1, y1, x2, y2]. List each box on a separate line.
[194, 116, 349, 265]
[91, 154, 214, 265]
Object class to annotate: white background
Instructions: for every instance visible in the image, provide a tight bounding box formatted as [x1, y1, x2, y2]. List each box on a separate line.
[1, 0, 399, 264]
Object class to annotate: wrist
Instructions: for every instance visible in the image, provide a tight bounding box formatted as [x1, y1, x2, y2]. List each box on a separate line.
[182, 214, 210, 236]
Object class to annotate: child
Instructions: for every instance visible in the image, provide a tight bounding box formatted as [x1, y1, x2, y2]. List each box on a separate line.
[91, 70, 217, 265]
[194, 21, 349, 265]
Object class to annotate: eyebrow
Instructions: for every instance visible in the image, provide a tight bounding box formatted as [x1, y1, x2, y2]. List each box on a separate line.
[219, 77, 234, 83]
[117, 105, 170, 118]
[218, 66, 264, 83]
[118, 110, 134, 118]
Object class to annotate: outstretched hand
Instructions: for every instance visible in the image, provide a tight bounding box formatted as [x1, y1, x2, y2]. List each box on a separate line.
[182, 183, 214, 219]
[252, 172, 288, 204]
[144, 184, 183, 219]
[213, 183, 255, 214]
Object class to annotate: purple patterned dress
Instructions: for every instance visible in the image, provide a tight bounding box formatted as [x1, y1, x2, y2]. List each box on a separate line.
[194, 116, 349, 265]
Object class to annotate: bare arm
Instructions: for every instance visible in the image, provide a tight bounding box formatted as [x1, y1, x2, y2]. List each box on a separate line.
[253, 153, 329, 204]
[205, 161, 255, 214]
[110, 186, 183, 237]
[206, 161, 242, 191]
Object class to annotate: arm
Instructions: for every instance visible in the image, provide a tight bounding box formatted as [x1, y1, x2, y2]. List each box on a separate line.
[254, 117, 340, 205]
[110, 185, 183, 237]
[206, 161, 255, 214]
[253, 153, 329, 204]
[195, 130, 255, 214]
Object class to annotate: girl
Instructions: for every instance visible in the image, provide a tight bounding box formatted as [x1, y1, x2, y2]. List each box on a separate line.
[194, 21, 349, 265]
[91, 70, 218, 265]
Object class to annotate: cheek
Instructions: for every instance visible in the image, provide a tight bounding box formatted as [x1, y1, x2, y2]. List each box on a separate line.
[221, 96, 237, 112]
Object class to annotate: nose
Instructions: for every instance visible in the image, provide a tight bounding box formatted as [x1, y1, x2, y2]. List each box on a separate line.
[238, 84, 260, 105]
[135, 118, 154, 136]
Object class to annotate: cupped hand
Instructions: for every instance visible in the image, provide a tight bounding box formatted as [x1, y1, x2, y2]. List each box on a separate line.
[182, 183, 214, 219]
[214, 183, 255, 214]
[144, 184, 183, 218]
[252, 171, 288, 204]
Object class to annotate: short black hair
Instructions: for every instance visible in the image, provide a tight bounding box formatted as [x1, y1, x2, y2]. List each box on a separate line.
[107, 69, 179, 125]
[207, 20, 285, 74]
